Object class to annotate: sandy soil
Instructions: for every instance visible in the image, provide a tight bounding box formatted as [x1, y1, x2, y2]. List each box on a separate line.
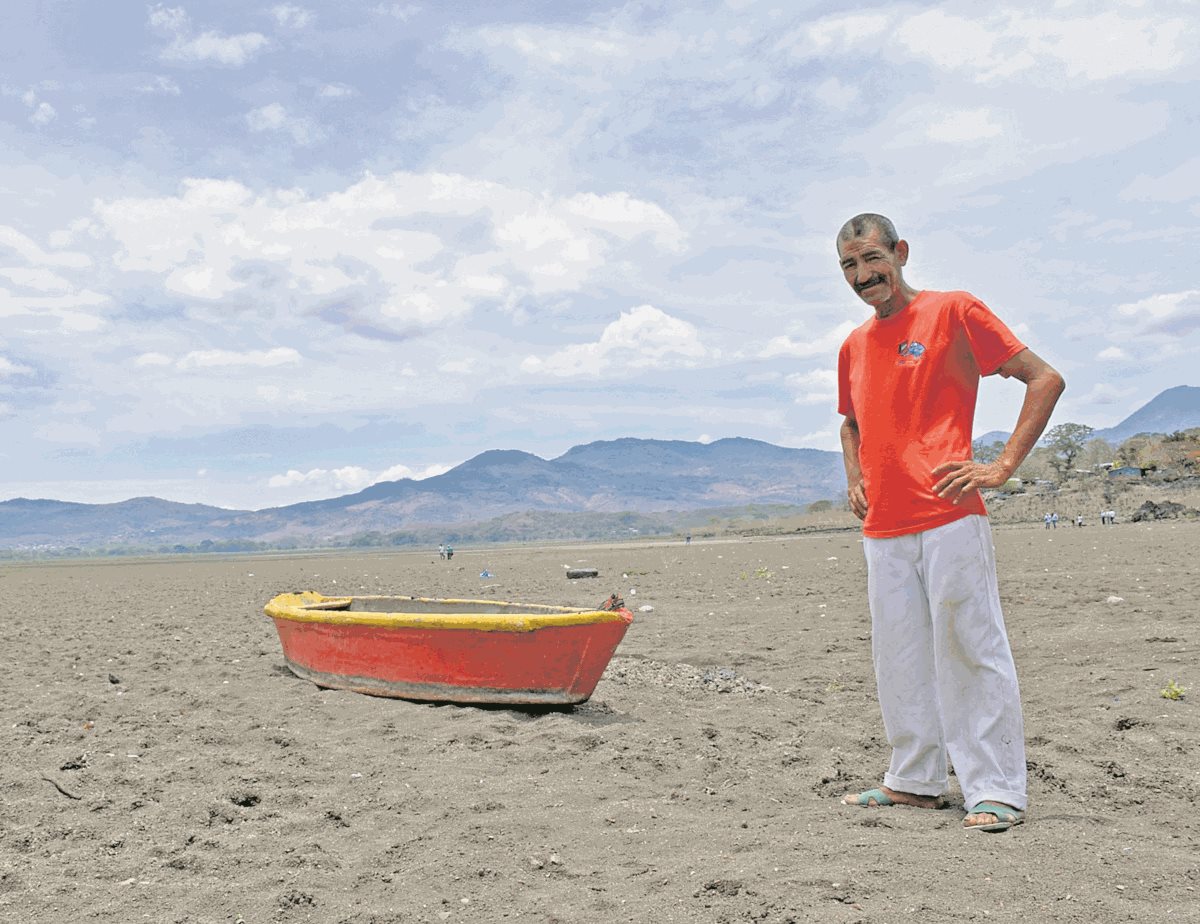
[2, 520, 1197, 923]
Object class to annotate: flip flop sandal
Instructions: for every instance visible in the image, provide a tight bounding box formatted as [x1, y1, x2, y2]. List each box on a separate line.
[964, 801, 1025, 832]
[846, 788, 895, 807]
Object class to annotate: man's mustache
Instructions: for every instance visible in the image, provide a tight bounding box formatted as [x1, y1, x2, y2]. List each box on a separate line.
[855, 275, 886, 293]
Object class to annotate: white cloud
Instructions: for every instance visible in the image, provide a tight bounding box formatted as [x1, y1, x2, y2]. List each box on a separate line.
[13, 87, 58, 125]
[271, 5, 313, 29]
[779, 12, 889, 59]
[1115, 289, 1200, 338]
[563, 192, 685, 251]
[760, 321, 856, 359]
[246, 103, 287, 131]
[89, 173, 682, 334]
[177, 347, 301, 369]
[465, 19, 698, 81]
[169, 31, 268, 66]
[376, 461, 453, 482]
[135, 352, 173, 366]
[149, 4, 268, 67]
[786, 368, 837, 405]
[0, 267, 74, 294]
[1120, 156, 1200, 203]
[1096, 346, 1128, 362]
[0, 356, 35, 377]
[521, 304, 708, 377]
[1078, 382, 1138, 406]
[0, 226, 92, 269]
[245, 103, 323, 144]
[267, 459, 451, 495]
[0, 225, 106, 331]
[796, 426, 840, 452]
[30, 102, 56, 126]
[1005, 9, 1192, 82]
[318, 83, 356, 99]
[373, 3, 421, 21]
[925, 108, 1004, 144]
[137, 75, 182, 96]
[895, 10, 1005, 75]
[148, 5, 190, 33]
[810, 77, 859, 108]
[782, 7, 1195, 86]
[32, 421, 101, 446]
[268, 465, 374, 492]
[896, 7, 1195, 84]
[0, 287, 108, 332]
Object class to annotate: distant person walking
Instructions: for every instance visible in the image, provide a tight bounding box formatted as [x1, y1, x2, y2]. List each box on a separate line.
[835, 213, 1064, 832]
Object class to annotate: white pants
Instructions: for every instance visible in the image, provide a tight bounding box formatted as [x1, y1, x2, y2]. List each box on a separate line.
[863, 515, 1027, 810]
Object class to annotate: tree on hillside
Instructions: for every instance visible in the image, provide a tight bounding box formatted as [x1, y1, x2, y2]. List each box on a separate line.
[1117, 431, 1200, 472]
[972, 439, 1006, 464]
[1116, 434, 1156, 470]
[1015, 445, 1056, 482]
[1078, 437, 1115, 471]
[1044, 422, 1094, 478]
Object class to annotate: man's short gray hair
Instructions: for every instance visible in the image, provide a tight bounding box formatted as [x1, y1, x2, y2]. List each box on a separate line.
[837, 213, 899, 251]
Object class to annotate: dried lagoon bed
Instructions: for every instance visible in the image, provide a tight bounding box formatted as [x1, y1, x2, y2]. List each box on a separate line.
[2, 520, 1197, 923]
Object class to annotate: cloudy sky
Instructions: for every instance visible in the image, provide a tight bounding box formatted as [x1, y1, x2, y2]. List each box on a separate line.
[1, 1, 1196, 510]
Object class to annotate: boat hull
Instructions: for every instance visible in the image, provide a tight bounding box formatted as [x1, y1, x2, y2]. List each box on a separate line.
[265, 592, 633, 705]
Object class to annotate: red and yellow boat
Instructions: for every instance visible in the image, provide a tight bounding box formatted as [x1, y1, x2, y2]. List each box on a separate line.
[264, 591, 633, 705]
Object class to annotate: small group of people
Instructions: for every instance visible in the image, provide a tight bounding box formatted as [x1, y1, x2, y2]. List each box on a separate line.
[437, 543, 454, 560]
[1044, 511, 1117, 528]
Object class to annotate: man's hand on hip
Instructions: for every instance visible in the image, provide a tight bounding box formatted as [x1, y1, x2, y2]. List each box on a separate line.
[932, 460, 1009, 504]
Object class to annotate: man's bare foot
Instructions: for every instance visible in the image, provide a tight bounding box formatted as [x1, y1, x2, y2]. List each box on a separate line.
[841, 786, 944, 808]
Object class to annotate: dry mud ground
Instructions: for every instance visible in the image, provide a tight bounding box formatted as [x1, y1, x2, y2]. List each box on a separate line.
[2, 520, 1197, 924]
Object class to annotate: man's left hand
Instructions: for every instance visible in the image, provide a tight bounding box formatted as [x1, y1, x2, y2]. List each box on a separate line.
[931, 460, 1009, 503]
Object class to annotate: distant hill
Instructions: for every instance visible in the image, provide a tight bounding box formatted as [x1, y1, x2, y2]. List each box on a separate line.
[974, 385, 1200, 449]
[974, 430, 1012, 447]
[0, 497, 254, 548]
[0, 437, 845, 551]
[1090, 385, 1200, 444]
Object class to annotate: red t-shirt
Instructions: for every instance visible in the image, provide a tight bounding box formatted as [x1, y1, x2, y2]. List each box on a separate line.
[837, 290, 1026, 538]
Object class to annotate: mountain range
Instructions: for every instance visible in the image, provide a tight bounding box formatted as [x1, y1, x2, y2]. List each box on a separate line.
[0, 438, 844, 551]
[3, 386, 1196, 552]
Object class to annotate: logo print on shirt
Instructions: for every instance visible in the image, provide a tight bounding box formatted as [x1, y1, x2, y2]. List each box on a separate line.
[896, 340, 926, 366]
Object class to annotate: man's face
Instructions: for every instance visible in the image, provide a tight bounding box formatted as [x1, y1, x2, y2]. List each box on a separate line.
[837, 228, 908, 309]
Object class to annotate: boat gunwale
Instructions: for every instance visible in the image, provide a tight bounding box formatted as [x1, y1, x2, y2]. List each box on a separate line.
[264, 591, 631, 633]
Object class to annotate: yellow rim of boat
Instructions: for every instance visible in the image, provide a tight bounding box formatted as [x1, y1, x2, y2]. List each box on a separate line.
[264, 591, 628, 632]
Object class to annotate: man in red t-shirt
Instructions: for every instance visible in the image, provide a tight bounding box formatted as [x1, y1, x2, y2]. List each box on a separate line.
[835, 213, 1064, 832]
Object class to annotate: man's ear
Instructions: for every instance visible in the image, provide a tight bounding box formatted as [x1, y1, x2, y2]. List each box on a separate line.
[895, 239, 909, 265]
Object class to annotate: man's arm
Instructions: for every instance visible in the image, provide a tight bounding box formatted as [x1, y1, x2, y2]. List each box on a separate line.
[932, 348, 1066, 503]
[840, 414, 868, 520]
